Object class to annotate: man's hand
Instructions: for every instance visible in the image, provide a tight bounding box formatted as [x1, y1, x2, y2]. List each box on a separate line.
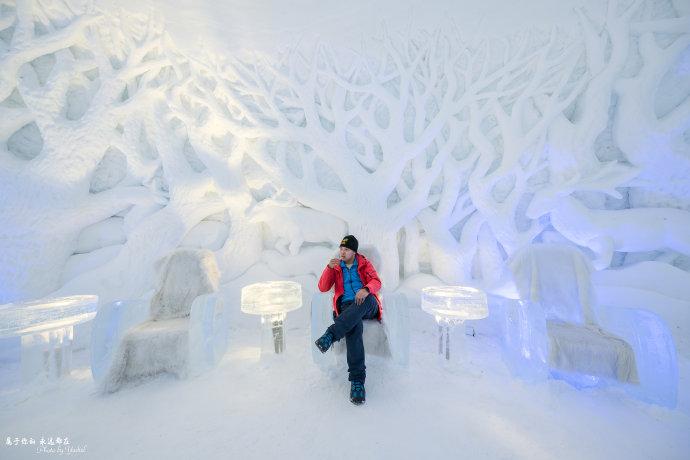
[328, 258, 340, 269]
[355, 288, 369, 305]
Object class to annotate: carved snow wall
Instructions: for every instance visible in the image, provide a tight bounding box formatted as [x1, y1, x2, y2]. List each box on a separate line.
[0, 0, 688, 303]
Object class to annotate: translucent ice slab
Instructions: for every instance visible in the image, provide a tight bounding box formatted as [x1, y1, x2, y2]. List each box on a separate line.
[0, 295, 98, 389]
[0, 295, 97, 339]
[241, 281, 302, 355]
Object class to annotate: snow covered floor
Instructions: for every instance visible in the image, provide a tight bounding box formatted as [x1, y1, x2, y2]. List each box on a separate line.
[2, 302, 689, 459]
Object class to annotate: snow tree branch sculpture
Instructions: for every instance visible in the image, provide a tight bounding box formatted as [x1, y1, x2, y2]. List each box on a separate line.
[2, 0, 688, 302]
[410, 28, 588, 286]
[168, 27, 484, 286]
[0, 1, 184, 301]
[527, 0, 690, 270]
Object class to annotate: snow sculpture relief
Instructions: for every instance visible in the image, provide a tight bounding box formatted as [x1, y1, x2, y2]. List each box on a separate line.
[1, 2, 179, 302]
[0, 1, 260, 303]
[248, 198, 346, 256]
[1, 0, 689, 303]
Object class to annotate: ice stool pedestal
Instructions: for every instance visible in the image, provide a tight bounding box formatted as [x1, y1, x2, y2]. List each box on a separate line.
[241, 281, 302, 355]
[421, 286, 488, 366]
[0, 295, 98, 388]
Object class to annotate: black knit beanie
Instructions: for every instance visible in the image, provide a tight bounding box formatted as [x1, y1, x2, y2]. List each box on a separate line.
[339, 235, 358, 253]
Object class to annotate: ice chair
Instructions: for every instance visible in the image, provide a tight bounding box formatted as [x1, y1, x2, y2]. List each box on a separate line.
[90, 248, 229, 393]
[311, 246, 410, 370]
[503, 243, 678, 407]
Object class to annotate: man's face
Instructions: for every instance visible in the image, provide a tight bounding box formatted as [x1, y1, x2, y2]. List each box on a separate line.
[339, 246, 355, 263]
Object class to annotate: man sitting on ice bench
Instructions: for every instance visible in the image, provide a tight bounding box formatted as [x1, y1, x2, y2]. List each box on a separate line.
[314, 235, 383, 405]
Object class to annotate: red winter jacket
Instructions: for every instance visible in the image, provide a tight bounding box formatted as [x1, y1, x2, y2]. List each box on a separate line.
[318, 253, 382, 321]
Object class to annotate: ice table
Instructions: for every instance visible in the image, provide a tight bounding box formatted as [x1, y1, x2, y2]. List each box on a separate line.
[421, 286, 488, 361]
[241, 281, 302, 354]
[0, 295, 98, 386]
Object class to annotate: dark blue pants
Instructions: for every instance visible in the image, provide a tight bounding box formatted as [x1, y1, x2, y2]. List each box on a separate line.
[327, 294, 379, 383]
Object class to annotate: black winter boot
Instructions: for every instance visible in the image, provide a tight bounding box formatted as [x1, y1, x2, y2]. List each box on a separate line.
[315, 331, 334, 353]
[350, 381, 366, 405]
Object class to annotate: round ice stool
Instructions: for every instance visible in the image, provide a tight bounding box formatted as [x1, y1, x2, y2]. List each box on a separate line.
[0, 295, 98, 388]
[241, 281, 302, 355]
[421, 286, 488, 362]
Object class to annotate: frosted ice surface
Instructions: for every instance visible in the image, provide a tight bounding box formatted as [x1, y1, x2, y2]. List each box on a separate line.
[241, 279, 299, 355]
[188, 295, 229, 375]
[381, 291, 410, 365]
[241, 281, 302, 316]
[595, 305, 678, 407]
[0, 295, 98, 339]
[90, 299, 150, 383]
[501, 298, 549, 381]
[421, 286, 488, 322]
[0, 295, 98, 389]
